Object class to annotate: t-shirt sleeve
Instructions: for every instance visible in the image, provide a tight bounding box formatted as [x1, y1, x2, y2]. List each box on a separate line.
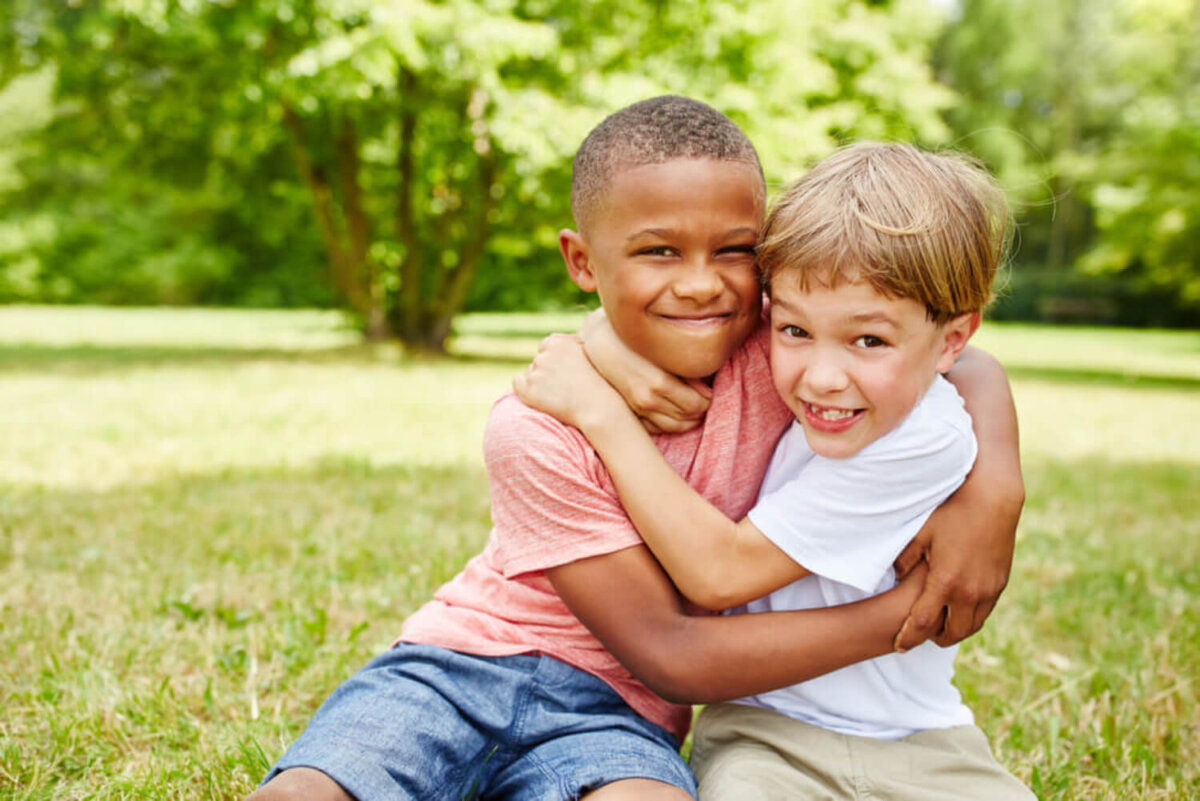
[746, 412, 977, 593]
[483, 394, 644, 578]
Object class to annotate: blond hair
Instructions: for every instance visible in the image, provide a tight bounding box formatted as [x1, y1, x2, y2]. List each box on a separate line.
[759, 142, 1011, 323]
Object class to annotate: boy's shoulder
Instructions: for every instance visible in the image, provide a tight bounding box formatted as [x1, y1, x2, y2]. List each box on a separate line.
[907, 374, 975, 439]
[485, 393, 595, 464]
[857, 375, 975, 466]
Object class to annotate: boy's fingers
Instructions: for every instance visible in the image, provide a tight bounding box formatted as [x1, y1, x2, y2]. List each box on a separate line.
[641, 412, 701, 434]
[934, 597, 995, 647]
[685, 377, 715, 401]
[639, 417, 663, 435]
[657, 378, 711, 419]
[893, 538, 927, 579]
[895, 590, 947, 651]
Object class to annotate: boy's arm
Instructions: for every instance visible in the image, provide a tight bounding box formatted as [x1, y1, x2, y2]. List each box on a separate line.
[489, 391, 930, 704]
[894, 344, 1024, 649]
[579, 309, 712, 434]
[547, 542, 927, 704]
[514, 334, 808, 610]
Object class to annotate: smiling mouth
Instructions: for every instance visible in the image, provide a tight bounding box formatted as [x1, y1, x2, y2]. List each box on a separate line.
[802, 401, 865, 431]
[657, 312, 734, 327]
[804, 402, 859, 421]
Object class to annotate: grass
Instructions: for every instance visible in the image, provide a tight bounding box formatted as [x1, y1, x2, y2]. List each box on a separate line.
[1, 306, 1197, 800]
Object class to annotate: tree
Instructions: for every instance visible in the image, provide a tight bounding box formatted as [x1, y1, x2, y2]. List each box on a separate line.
[937, 0, 1200, 321]
[1080, 0, 1200, 310]
[3, 0, 956, 348]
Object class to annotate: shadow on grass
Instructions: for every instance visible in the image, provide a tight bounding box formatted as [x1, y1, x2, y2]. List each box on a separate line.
[0, 456, 493, 587]
[1005, 364, 1200, 392]
[0, 341, 534, 374]
[4, 341, 1198, 388]
[454, 324, 573, 340]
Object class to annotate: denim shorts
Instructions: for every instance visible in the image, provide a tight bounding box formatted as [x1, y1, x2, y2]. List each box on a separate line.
[262, 643, 697, 800]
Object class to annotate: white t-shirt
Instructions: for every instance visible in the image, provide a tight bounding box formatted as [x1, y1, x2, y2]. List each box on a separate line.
[739, 375, 977, 739]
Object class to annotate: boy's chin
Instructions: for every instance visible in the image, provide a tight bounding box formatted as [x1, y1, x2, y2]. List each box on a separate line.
[652, 350, 729, 382]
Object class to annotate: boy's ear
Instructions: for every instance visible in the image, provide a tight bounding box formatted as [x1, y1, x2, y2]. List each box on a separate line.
[935, 311, 981, 373]
[559, 229, 597, 293]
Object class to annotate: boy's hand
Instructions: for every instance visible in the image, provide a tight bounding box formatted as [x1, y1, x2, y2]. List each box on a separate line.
[892, 473, 1023, 649]
[513, 333, 629, 433]
[899, 344, 1024, 650]
[889, 559, 933, 652]
[580, 309, 711, 434]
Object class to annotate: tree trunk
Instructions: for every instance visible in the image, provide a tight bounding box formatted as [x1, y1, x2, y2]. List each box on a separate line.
[335, 115, 388, 338]
[395, 67, 423, 343]
[426, 88, 496, 352]
[282, 102, 354, 305]
[1048, 0, 1081, 272]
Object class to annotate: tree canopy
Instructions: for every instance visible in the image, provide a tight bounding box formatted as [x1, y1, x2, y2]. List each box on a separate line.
[937, 0, 1200, 325]
[1, 0, 1197, 339]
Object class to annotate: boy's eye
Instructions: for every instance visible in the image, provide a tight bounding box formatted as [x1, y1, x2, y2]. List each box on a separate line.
[637, 246, 676, 257]
[716, 245, 757, 258]
[780, 324, 810, 339]
[854, 335, 888, 348]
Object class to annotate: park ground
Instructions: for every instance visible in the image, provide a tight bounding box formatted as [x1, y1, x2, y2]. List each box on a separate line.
[1, 306, 1197, 799]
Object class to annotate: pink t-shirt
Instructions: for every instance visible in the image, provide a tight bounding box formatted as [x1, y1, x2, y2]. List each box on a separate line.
[399, 324, 791, 742]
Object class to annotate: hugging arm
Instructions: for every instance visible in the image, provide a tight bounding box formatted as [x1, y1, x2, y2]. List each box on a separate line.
[514, 334, 806, 611]
[490, 398, 929, 703]
[893, 344, 1023, 648]
[578, 309, 712, 434]
[583, 320, 1023, 648]
[521, 320, 1023, 648]
[547, 543, 926, 704]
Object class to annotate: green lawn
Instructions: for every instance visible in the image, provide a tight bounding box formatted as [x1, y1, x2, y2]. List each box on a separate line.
[1, 306, 1197, 800]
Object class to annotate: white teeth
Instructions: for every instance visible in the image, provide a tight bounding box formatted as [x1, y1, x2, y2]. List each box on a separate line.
[808, 404, 856, 421]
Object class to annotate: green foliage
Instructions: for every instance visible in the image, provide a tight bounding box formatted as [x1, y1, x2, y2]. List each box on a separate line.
[10, 1, 1195, 328]
[937, 0, 1200, 321]
[991, 270, 1200, 328]
[0, 0, 953, 344]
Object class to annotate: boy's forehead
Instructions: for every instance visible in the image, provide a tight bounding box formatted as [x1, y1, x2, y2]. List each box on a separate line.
[610, 157, 765, 193]
[771, 271, 929, 322]
[587, 158, 765, 228]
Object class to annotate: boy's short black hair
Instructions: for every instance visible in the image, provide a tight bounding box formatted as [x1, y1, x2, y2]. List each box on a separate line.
[571, 95, 764, 232]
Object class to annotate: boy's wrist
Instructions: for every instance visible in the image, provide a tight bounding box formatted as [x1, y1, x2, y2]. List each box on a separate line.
[573, 393, 635, 439]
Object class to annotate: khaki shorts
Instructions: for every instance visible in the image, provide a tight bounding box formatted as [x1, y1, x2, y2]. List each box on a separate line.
[692, 703, 1033, 801]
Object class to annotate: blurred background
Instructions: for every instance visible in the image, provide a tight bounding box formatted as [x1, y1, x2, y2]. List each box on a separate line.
[2, 0, 1198, 345]
[2, 3, 1198, 798]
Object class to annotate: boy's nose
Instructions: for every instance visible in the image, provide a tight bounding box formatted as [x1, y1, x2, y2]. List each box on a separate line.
[671, 262, 724, 303]
[802, 354, 850, 396]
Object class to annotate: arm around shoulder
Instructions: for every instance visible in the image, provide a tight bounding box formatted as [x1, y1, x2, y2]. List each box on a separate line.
[895, 345, 1024, 649]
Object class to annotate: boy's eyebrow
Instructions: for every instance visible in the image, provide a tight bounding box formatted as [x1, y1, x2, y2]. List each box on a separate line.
[626, 228, 676, 242]
[717, 226, 760, 241]
[771, 294, 798, 313]
[848, 311, 900, 327]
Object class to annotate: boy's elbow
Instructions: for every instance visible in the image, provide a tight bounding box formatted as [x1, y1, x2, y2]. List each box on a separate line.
[679, 562, 748, 612]
[629, 630, 732, 705]
[688, 587, 743, 614]
[673, 579, 732, 613]
[996, 471, 1025, 517]
[636, 658, 714, 705]
[1010, 476, 1026, 511]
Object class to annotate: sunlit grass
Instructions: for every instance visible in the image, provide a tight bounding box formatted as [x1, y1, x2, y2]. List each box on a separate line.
[1, 306, 1197, 799]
